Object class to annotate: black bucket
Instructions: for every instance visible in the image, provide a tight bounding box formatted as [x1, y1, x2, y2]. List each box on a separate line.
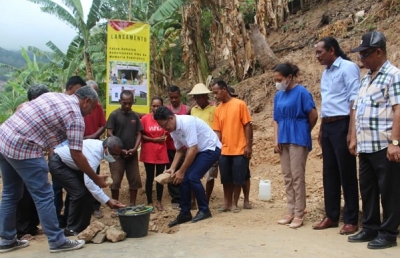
[116, 206, 154, 238]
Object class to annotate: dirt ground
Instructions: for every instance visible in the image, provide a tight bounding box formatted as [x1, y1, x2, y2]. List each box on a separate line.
[1, 0, 400, 256]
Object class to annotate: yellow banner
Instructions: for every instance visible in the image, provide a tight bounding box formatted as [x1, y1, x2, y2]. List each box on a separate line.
[106, 20, 150, 117]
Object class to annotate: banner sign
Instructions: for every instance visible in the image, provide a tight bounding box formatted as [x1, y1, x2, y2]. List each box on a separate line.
[106, 20, 150, 117]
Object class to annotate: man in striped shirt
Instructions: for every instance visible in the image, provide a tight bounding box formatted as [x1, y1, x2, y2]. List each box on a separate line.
[0, 86, 106, 253]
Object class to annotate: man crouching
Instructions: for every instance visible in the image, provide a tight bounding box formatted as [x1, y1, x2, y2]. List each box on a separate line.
[154, 106, 221, 227]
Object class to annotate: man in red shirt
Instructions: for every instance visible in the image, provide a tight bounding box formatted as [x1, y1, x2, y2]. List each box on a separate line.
[83, 80, 107, 219]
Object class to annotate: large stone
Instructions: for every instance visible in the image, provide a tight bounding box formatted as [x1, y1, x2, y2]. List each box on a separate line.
[91, 221, 105, 233]
[78, 228, 96, 242]
[154, 173, 172, 185]
[92, 227, 108, 244]
[106, 226, 126, 243]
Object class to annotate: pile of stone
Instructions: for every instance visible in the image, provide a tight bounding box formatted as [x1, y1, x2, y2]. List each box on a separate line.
[78, 221, 126, 244]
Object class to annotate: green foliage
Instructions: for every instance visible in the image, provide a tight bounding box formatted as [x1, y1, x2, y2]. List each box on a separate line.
[148, 0, 185, 24]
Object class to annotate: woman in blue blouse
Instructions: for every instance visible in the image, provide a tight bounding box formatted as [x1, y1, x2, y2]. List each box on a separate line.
[273, 63, 318, 228]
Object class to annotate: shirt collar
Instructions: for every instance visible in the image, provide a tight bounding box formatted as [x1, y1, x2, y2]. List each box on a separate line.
[174, 115, 182, 131]
[327, 56, 343, 70]
[367, 60, 390, 76]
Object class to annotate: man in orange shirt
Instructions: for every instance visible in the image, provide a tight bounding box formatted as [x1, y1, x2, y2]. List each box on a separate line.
[212, 80, 253, 212]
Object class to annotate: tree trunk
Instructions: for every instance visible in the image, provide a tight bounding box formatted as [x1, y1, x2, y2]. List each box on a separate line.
[84, 51, 93, 80]
[249, 24, 280, 71]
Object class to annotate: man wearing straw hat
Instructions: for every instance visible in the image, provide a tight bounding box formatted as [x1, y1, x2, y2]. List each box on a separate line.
[188, 83, 218, 202]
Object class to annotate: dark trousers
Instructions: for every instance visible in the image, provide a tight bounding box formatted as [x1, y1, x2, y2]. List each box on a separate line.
[166, 149, 181, 204]
[359, 149, 400, 241]
[48, 154, 93, 232]
[321, 118, 359, 224]
[16, 185, 39, 237]
[180, 148, 221, 215]
[52, 176, 70, 227]
[92, 166, 101, 211]
[144, 163, 166, 204]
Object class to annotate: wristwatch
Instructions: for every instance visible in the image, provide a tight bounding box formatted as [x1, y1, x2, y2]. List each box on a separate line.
[389, 139, 399, 146]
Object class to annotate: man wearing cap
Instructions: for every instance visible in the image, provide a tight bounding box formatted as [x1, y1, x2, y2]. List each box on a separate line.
[313, 37, 360, 235]
[347, 31, 400, 249]
[212, 80, 253, 213]
[188, 83, 218, 202]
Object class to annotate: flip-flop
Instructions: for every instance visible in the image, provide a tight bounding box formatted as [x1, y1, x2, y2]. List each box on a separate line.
[232, 207, 241, 213]
[111, 211, 118, 218]
[217, 207, 231, 212]
[243, 203, 253, 209]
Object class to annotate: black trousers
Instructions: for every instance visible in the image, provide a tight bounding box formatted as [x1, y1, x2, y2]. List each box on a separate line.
[359, 148, 400, 241]
[321, 118, 359, 224]
[48, 154, 93, 233]
[166, 149, 182, 204]
[92, 165, 101, 211]
[16, 185, 39, 237]
[144, 163, 166, 204]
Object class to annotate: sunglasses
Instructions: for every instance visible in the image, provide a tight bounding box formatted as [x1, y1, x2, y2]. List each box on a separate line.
[359, 49, 377, 59]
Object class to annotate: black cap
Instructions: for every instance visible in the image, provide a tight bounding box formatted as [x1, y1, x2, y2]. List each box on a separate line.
[227, 86, 238, 97]
[350, 31, 386, 52]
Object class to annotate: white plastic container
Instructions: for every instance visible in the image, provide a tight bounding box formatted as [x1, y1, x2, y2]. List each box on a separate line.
[258, 180, 271, 201]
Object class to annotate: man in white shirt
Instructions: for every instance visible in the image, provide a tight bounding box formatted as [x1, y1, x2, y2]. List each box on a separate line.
[48, 137, 125, 236]
[154, 106, 221, 227]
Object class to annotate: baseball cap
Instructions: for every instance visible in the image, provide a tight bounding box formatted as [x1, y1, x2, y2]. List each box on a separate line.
[227, 86, 238, 97]
[350, 31, 386, 52]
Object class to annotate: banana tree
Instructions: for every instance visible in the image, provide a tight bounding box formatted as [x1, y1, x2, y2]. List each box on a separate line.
[28, 0, 107, 80]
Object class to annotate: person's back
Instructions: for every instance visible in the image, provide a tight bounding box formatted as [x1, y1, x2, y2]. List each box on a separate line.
[0, 93, 83, 159]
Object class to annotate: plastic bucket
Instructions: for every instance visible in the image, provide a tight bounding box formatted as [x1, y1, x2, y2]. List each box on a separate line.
[116, 206, 154, 238]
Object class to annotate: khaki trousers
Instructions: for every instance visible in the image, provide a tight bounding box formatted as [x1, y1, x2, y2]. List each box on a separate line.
[280, 144, 308, 217]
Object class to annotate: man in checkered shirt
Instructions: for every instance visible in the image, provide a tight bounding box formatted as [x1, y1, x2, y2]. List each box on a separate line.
[348, 31, 400, 249]
[0, 86, 107, 253]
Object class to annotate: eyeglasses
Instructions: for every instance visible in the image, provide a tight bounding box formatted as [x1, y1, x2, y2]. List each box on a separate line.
[159, 119, 170, 129]
[359, 49, 377, 59]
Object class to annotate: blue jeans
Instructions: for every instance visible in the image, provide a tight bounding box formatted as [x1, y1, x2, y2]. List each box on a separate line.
[180, 147, 221, 215]
[0, 153, 66, 248]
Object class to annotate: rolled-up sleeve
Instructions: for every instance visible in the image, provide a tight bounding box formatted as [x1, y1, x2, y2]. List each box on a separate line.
[345, 63, 360, 102]
[66, 118, 85, 151]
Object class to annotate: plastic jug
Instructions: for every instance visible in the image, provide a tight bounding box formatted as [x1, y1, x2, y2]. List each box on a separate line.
[259, 180, 271, 201]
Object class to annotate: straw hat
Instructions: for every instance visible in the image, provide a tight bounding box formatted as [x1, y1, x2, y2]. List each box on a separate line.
[188, 83, 211, 95]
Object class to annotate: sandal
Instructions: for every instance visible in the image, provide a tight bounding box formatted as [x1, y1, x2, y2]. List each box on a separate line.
[217, 207, 231, 212]
[110, 210, 118, 218]
[232, 207, 241, 213]
[289, 217, 303, 228]
[277, 214, 294, 225]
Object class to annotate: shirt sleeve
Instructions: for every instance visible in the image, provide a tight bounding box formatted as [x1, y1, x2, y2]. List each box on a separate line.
[273, 94, 278, 121]
[106, 112, 116, 129]
[388, 73, 400, 106]
[240, 101, 252, 125]
[136, 114, 144, 132]
[212, 109, 220, 131]
[344, 62, 360, 102]
[183, 120, 198, 148]
[301, 89, 316, 115]
[98, 105, 107, 127]
[84, 174, 110, 204]
[66, 118, 85, 151]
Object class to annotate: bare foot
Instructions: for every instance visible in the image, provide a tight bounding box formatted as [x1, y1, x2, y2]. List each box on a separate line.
[217, 205, 231, 212]
[156, 202, 164, 211]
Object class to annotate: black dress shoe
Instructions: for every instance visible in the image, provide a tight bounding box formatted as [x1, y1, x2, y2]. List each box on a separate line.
[367, 236, 397, 249]
[168, 213, 192, 228]
[192, 210, 212, 223]
[348, 230, 377, 243]
[64, 228, 79, 236]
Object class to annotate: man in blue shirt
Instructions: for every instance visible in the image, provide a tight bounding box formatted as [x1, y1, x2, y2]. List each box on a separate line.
[313, 37, 360, 235]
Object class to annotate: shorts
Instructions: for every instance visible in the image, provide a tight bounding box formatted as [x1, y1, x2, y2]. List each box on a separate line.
[245, 167, 251, 180]
[109, 154, 142, 190]
[219, 155, 249, 185]
[204, 162, 219, 181]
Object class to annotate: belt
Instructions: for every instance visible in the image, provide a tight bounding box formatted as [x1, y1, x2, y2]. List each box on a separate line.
[322, 116, 349, 124]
